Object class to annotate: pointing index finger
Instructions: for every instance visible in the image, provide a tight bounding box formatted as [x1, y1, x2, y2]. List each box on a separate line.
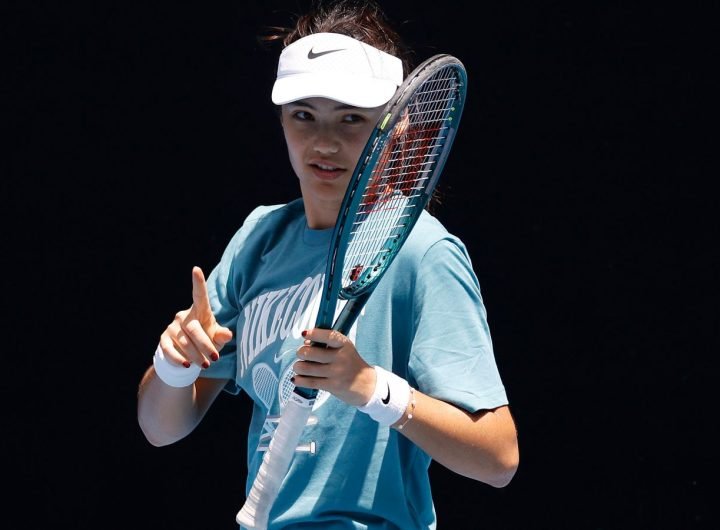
[191, 266, 214, 321]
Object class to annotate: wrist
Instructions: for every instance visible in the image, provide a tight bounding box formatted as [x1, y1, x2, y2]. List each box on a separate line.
[153, 345, 201, 388]
[394, 387, 416, 430]
[357, 366, 410, 426]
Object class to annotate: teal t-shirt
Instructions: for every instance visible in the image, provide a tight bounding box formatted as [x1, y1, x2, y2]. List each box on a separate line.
[203, 198, 508, 529]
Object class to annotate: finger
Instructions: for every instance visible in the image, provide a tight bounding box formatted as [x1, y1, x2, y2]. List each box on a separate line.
[191, 266, 214, 323]
[174, 328, 210, 368]
[213, 325, 234, 348]
[158, 335, 191, 368]
[291, 373, 322, 391]
[297, 342, 335, 364]
[167, 316, 210, 368]
[166, 318, 194, 355]
[302, 328, 347, 349]
[183, 318, 218, 364]
[181, 318, 232, 356]
[292, 360, 330, 380]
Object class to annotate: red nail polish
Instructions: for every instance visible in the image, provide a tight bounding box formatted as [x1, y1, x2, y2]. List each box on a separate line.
[202, 361, 210, 369]
[301, 330, 307, 337]
[211, 352, 219, 362]
[182, 361, 191, 368]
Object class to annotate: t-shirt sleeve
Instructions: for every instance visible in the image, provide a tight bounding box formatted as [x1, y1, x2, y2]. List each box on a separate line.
[409, 238, 508, 412]
[201, 205, 285, 394]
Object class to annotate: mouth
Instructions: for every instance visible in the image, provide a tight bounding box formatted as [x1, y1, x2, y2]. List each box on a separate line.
[309, 160, 346, 180]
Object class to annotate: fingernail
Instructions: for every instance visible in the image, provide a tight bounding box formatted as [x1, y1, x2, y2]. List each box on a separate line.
[182, 361, 191, 368]
[301, 330, 308, 337]
[290, 376, 296, 383]
[211, 352, 219, 362]
[202, 361, 210, 369]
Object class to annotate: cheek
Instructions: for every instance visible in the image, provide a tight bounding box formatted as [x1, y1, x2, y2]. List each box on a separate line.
[347, 128, 374, 161]
[282, 128, 304, 173]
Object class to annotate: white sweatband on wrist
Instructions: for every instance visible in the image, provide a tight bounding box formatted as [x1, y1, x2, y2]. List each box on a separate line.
[357, 366, 410, 426]
[153, 345, 201, 388]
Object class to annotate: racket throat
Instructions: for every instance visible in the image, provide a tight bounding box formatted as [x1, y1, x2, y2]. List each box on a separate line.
[332, 294, 369, 335]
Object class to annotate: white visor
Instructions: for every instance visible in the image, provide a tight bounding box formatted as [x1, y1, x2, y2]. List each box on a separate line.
[272, 32, 403, 108]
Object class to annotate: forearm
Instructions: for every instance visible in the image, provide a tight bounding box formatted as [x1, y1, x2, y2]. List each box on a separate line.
[136, 366, 221, 447]
[393, 392, 519, 487]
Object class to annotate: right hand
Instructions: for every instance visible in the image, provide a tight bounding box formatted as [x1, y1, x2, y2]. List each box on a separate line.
[157, 266, 233, 370]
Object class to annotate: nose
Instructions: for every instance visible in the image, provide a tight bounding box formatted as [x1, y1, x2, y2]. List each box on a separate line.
[313, 130, 340, 155]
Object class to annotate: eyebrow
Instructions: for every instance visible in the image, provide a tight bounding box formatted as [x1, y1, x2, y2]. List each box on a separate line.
[287, 100, 357, 111]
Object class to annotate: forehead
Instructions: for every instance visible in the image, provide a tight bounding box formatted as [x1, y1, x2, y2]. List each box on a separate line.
[282, 98, 385, 121]
[285, 98, 360, 111]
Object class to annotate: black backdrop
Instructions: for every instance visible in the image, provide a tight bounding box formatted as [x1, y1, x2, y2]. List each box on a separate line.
[6, 1, 714, 529]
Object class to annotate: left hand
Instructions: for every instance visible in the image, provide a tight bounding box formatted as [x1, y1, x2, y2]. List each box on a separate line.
[293, 328, 376, 406]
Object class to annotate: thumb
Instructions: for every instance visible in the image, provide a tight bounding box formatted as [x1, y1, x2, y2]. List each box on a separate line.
[213, 325, 234, 348]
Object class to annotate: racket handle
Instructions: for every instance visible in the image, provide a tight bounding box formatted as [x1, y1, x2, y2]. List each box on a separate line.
[236, 393, 314, 529]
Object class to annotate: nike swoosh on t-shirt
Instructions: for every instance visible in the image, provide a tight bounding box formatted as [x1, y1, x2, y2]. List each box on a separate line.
[274, 348, 295, 364]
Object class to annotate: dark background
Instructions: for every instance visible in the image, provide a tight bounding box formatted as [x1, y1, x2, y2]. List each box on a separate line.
[6, 1, 714, 529]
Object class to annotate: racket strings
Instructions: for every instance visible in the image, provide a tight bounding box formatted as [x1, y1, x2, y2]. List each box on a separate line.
[374, 75, 459, 193]
[341, 66, 461, 292]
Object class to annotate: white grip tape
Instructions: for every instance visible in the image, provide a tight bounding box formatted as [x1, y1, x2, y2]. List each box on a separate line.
[236, 393, 315, 529]
[357, 366, 410, 426]
[153, 345, 201, 388]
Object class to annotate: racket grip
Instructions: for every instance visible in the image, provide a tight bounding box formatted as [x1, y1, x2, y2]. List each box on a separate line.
[236, 393, 314, 529]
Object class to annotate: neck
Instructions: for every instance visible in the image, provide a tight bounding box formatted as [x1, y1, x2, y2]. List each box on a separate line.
[304, 204, 338, 230]
[301, 186, 341, 230]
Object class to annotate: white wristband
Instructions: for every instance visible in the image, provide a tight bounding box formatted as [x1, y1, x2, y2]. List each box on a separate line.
[357, 366, 410, 426]
[153, 345, 201, 388]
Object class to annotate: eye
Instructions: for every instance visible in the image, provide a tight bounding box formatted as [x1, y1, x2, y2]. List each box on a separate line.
[291, 110, 313, 121]
[342, 113, 365, 124]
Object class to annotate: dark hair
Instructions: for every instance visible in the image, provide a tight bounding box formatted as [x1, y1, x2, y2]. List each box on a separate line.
[261, 0, 413, 75]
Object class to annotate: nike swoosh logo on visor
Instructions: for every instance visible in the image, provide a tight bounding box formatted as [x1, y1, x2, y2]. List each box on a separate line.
[307, 47, 344, 59]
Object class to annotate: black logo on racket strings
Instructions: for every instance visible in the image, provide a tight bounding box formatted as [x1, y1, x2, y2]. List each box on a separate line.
[382, 383, 391, 405]
[307, 47, 344, 59]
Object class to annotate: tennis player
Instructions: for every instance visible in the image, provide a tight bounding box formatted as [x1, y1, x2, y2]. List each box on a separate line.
[137, 2, 519, 528]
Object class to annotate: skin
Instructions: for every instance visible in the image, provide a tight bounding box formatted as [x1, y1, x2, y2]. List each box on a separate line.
[137, 97, 519, 488]
[280, 98, 385, 229]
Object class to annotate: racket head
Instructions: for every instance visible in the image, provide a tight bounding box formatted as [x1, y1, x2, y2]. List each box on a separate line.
[315, 54, 467, 328]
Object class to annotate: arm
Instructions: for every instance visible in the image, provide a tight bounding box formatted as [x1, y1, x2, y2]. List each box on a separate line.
[292, 329, 519, 488]
[137, 266, 233, 447]
[137, 368, 229, 447]
[390, 393, 518, 487]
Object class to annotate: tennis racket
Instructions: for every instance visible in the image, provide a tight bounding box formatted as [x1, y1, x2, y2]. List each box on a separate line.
[236, 53, 467, 529]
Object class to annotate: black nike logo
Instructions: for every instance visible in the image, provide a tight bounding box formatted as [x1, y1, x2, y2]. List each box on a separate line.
[381, 383, 391, 405]
[307, 47, 344, 59]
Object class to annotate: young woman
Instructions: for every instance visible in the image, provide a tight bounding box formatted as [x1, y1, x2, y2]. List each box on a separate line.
[137, 1, 519, 528]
